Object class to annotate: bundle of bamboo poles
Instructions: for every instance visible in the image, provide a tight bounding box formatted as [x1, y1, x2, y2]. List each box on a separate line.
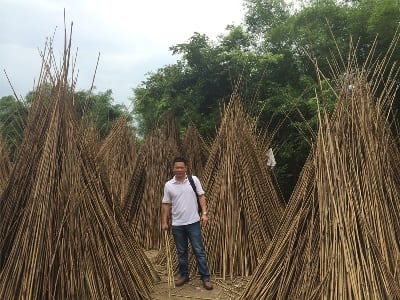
[81, 123, 100, 155]
[164, 231, 175, 292]
[181, 123, 209, 177]
[188, 93, 284, 280]
[0, 66, 53, 269]
[163, 112, 182, 152]
[153, 232, 178, 268]
[97, 116, 138, 206]
[241, 37, 400, 299]
[0, 133, 11, 195]
[0, 26, 159, 299]
[123, 119, 180, 250]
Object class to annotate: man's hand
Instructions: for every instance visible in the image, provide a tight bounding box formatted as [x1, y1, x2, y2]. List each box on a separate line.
[161, 222, 169, 231]
[161, 203, 171, 231]
[201, 214, 208, 226]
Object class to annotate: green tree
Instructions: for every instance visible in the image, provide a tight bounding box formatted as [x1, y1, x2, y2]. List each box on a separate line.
[0, 95, 28, 160]
[244, 0, 289, 37]
[349, 0, 400, 61]
[133, 32, 234, 137]
[73, 89, 131, 138]
[132, 28, 284, 138]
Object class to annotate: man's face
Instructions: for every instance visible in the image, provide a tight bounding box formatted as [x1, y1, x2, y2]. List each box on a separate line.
[173, 162, 187, 178]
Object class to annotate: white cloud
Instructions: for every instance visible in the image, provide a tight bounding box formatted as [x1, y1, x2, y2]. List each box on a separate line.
[0, 0, 244, 106]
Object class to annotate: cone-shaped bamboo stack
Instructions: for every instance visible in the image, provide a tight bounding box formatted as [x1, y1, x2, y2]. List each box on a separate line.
[123, 118, 180, 250]
[97, 116, 138, 206]
[240, 39, 400, 299]
[0, 27, 158, 299]
[81, 123, 100, 155]
[0, 133, 11, 195]
[163, 112, 182, 151]
[193, 93, 284, 279]
[181, 123, 208, 177]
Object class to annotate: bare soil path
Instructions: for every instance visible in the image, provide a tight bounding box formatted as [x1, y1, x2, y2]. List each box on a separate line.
[146, 251, 248, 300]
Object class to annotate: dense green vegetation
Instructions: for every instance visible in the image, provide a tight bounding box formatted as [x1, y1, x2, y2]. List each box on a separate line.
[1, 0, 399, 199]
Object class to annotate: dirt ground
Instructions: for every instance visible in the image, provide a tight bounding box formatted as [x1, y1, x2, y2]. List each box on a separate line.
[146, 251, 249, 300]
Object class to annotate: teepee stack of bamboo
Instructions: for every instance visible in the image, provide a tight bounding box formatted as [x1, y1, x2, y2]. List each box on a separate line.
[81, 123, 100, 155]
[0, 27, 158, 299]
[181, 123, 208, 177]
[123, 116, 180, 250]
[241, 38, 400, 299]
[193, 93, 284, 279]
[97, 116, 138, 206]
[0, 133, 11, 195]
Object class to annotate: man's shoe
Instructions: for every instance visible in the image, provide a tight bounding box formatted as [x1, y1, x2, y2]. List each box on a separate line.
[203, 279, 213, 290]
[175, 276, 189, 287]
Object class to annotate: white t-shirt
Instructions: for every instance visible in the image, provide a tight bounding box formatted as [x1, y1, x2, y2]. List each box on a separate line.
[162, 175, 205, 226]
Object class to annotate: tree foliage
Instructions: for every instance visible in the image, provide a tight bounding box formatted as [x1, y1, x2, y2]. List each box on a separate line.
[0, 95, 28, 160]
[73, 89, 131, 138]
[132, 29, 283, 137]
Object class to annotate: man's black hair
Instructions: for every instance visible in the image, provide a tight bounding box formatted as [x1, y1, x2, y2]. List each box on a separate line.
[173, 156, 187, 165]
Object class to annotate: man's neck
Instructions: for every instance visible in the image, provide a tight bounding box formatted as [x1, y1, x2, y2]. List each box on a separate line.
[175, 175, 186, 182]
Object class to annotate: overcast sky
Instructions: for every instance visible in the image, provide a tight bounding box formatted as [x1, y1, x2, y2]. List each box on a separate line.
[0, 0, 245, 108]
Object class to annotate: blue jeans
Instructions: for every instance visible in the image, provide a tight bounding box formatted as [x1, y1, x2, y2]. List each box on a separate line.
[172, 221, 211, 281]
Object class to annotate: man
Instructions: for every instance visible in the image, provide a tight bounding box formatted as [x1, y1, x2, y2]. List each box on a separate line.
[161, 156, 213, 290]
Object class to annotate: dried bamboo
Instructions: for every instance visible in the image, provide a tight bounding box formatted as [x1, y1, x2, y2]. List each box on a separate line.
[164, 231, 175, 296]
[97, 116, 138, 206]
[123, 119, 180, 250]
[0, 133, 11, 195]
[241, 37, 400, 299]
[81, 123, 100, 154]
[189, 93, 284, 279]
[181, 123, 209, 177]
[0, 25, 158, 299]
[163, 112, 182, 151]
[154, 231, 178, 267]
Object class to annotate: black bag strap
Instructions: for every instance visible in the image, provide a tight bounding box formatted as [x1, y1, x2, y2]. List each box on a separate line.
[188, 175, 202, 214]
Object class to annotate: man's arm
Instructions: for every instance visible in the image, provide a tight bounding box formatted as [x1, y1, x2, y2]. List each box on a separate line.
[198, 195, 207, 214]
[161, 203, 171, 231]
[198, 195, 208, 225]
